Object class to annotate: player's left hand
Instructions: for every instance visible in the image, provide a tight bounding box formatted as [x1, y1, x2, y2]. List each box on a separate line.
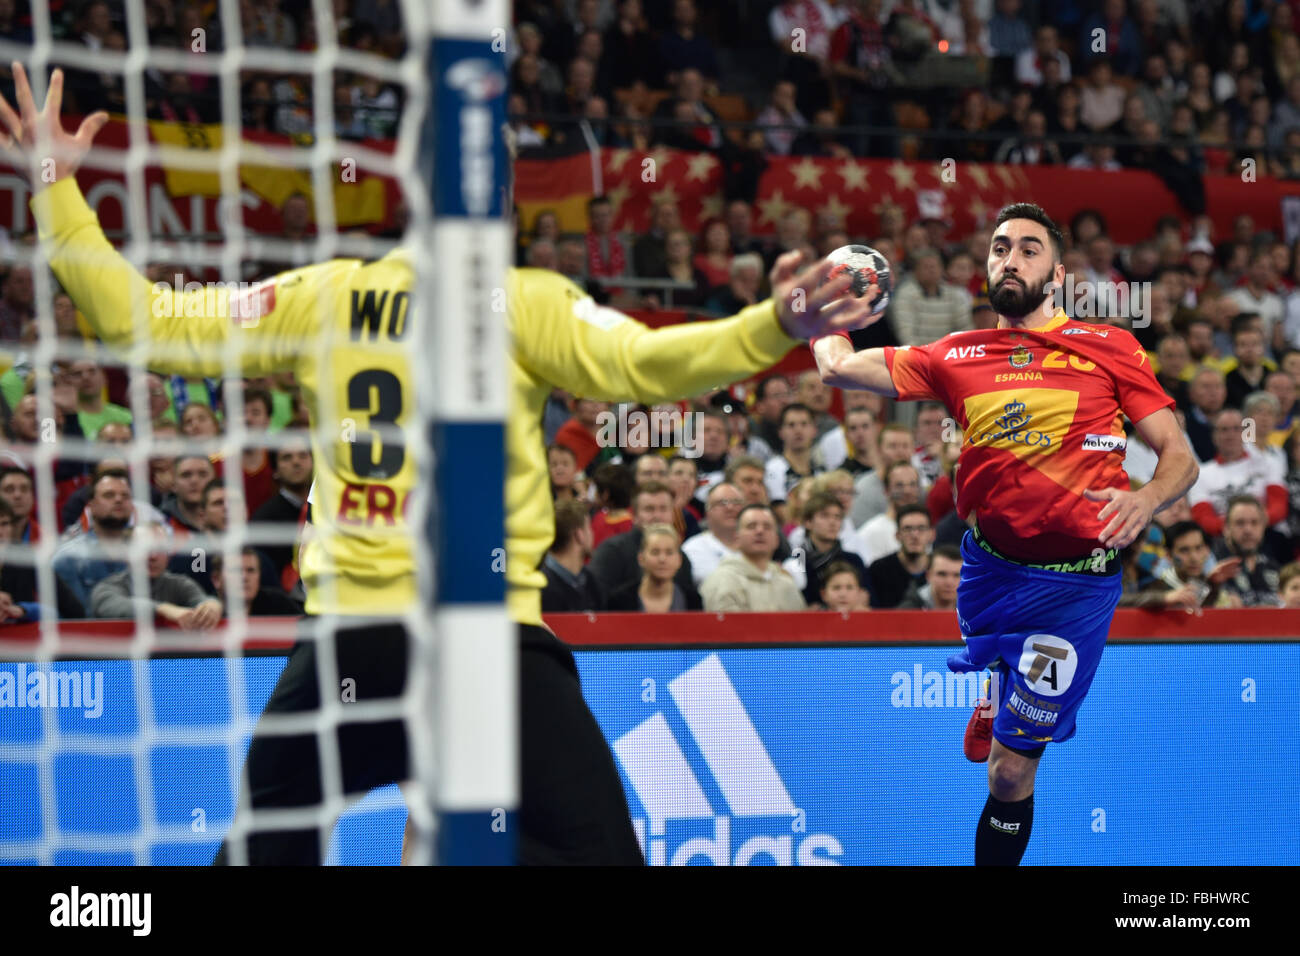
[1084, 485, 1154, 550]
[0, 63, 108, 189]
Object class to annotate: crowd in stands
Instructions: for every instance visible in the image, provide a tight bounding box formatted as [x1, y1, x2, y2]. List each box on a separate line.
[533, 188, 1300, 613]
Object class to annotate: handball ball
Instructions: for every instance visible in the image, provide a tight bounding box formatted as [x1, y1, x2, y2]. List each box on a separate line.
[825, 244, 891, 315]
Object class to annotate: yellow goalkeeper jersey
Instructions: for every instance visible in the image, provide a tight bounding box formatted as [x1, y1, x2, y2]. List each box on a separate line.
[33, 180, 800, 624]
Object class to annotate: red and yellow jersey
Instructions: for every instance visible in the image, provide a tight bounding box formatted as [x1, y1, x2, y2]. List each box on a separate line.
[884, 311, 1174, 560]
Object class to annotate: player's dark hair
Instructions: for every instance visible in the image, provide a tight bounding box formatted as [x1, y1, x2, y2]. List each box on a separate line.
[550, 497, 590, 552]
[779, 402, 814, 428]
[592, 462, 635, 509]
[895, 503, 931, 526]
[1165, 521, 1207, 549]
[929, 544, 962, 567]
[995, 202, 1065, 262]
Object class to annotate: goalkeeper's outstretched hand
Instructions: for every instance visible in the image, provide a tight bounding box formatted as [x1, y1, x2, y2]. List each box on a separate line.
[0, 62, 109, 190]
[770, 249, 885, 341]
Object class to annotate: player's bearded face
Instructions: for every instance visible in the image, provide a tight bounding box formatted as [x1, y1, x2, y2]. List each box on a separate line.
[990, 263, 1053, 319]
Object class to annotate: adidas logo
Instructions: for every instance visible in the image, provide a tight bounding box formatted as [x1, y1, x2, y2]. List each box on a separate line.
[613, 654, 844, 865]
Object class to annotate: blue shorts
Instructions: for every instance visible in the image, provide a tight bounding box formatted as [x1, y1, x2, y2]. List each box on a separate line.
[948, 530, 1122, 753]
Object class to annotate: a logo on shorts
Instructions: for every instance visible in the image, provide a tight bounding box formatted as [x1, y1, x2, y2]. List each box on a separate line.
[1017, 634, 1077, 698]
[1009, 346, 1034, 369]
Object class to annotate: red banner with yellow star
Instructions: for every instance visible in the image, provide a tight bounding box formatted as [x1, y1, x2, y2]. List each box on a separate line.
[514, 149, 1300, 245]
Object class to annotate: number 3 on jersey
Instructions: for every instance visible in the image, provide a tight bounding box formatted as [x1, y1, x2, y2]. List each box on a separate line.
[346, 368, 404, 479]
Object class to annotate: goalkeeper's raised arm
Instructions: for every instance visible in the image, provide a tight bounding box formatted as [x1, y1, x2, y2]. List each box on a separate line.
[4, 62, 332, 379]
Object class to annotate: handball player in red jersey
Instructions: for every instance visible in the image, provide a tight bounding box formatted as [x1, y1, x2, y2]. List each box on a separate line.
[811, 204, 1198, 865]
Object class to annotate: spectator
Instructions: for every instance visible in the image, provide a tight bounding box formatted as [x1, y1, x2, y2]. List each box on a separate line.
[545, 0, 604, 69]
[1154, 334, 1193, 410]
[764, 403, 823, 521]
[588, 481, 700, 602]
[891, 249, 972, 346]
[584, 195, 626, 287]
[788, 108, 852, 159]
[756, 79, 807, 156]
[162, 454, 214, 535]
[526, 237, 558, 270]
[213, 547, 303, 616]
[948, 89, 998, 164]
[850, 423, 917, 527]
[541, 497, 603, 613]
[1134, 520, 1241, 610]
[51, 471, 134, 609]
[1185, 366, 1228, 462]
[510, 53, 557, 123]
[682, 481, 744, 586]
[828, 0, 900, 157]
[817, 403, 880, 476]
[795, 370, 839, 439]
[606, 523, 700, 611]
[1189, 408, 1287, 537]
[1228, 255, 1286, 351]
[693, 219, 733, 291]
[868, 503, 932, 608]
[180, 402, 221, 440]
[555, 234, 588, 285]
[1223, 320, 1276, 409]
[782, 490, 869, 606]
[652, 67, 722, 150]
[987, 0, 1032, 58]
[649, 228, 710, 308]
[1280, 561, 1300, 608]
[897, 544, 962, 610]
[769, 0, 843, 118]
[0, 264, 34, 342]
[816, 560, 871, 611]
[0, 497, 83, 623]
[90, 523, 222, 625]
[704, 253, 764, 315]
[747, 375, 792, 460]
[240, 386, 276, 517]
[688, 412, 732, 501]
[631, 198, 680, 280]
[548, 443, 581, 501]
[1214, 496, 1284, 606]
[658, 0, 718, 82]
[589, 461, 636, 548]
[604, 0, 661, 90]
[701, 503, 804, 611]
[667, 453, 701, 523]
[554, 397, 612, 472]
[853, 460, 922, 565]
[1079, 0, 1141, 78]
[250, 438, 313, 581]
[1271, 76, 1300, 150]
[0, 465, 38, 543]
[726, 201, 766, 258]
[1015, 25, 1071, 87]
[70, 359, 132, 440]
[1242, 392, 1288, 473]
[1268, 370, 1298, 432]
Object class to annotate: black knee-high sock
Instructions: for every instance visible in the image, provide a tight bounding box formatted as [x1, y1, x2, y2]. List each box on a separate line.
[975, 793, 1034, 866]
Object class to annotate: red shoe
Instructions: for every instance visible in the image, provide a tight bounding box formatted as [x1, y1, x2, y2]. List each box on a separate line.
[963, 696, 993, 763]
